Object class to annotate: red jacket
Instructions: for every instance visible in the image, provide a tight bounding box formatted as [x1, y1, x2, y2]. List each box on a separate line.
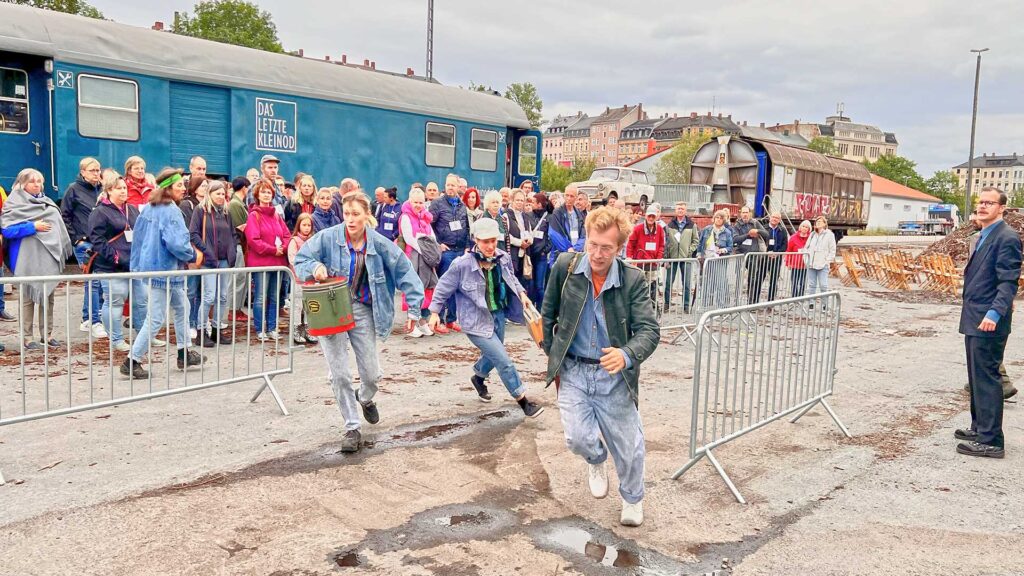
[626, 222, 665, 261]
[786, 233, 809, 268]
[245, 205, 291, 267]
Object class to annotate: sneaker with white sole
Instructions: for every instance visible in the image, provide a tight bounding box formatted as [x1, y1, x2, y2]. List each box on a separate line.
[620, 500, 643, 527]
[151, 336, 166, 347]
[588, 461, 609, 499]
[112, 340, 131, 352]
[408, 325, 426, 338]
[189, 328, 198, 339]
[79, 320, 91, 333]
[90, 323, 108, 339]
[419, 322, 434, 336]
[267, 330, 280, 340]
[257, 332, 268, 342]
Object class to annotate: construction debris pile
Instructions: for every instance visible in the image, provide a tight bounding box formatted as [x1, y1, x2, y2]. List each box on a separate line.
[920, 211, 1024, 266]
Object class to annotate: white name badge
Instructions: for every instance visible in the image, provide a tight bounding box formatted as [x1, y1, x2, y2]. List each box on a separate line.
[768, 239, 775, 246]
[534, 230, 545, 240]
[124, 230, 133, 243]
[384, 223, 395, 231]
[449, 220, 463, 232]
[742, 239, 753, 246]
[645, 242, 657, 251]
[570, 230, 579, 242]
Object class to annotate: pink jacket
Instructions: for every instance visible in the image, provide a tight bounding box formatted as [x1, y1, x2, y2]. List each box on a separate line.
[399, 200, 434, 259]
[245, 205, 291, 267]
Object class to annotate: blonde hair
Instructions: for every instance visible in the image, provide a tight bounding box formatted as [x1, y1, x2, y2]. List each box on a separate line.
[293, 174, 317, 203]
[79, 157, 100, 172]
[585, 206, 632, 246]
[124, 156, 145, 177]
[315, 187, 333, 202]
[342, 190, 377, 228]
[408, 188, 425, 203]
[101, 169, 124, 193]
[815, 216, 829, 228]
[483, 190, 503, 212]
[199, 180, 226, 212]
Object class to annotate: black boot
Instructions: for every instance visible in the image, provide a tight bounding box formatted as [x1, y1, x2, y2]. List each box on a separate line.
[120, 357, 149, 379]
[470, 375, 492, 402]
[177, 349, 206, 370]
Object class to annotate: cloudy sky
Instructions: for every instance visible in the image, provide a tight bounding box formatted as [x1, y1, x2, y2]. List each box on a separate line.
[89, 0, 1023, 176]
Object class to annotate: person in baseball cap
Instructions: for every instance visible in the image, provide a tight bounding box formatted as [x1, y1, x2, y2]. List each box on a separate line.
[426, 215, 544, 418]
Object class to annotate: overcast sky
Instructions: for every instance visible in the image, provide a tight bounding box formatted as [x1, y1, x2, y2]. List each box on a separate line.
[89, 0, 1024, 176]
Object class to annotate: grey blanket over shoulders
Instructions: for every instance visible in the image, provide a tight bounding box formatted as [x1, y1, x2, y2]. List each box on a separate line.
[2, 187, 73, 301]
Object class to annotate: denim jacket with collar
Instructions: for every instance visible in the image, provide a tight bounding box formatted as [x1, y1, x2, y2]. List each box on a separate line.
[428, 249, 527, 338]
[294, 225, 425, 341]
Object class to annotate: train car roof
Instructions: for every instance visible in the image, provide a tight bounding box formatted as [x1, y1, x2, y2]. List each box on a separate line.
[0, 4, 531, 129]
[744, 138, 871, 182]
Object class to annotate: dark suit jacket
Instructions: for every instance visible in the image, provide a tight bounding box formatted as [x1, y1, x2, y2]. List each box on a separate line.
[959, 219, 1022, 338]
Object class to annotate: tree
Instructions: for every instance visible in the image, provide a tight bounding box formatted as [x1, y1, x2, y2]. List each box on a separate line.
[653, 132, 718, 184]
[568, 157, 597, 183]
[924, 170, 964, 206]
[807, 136, 837, 156]
[173, 0, 284, 53]
[504, 82, 543, 129]
[7, 0, 103, 18]
[466, 81, 496, 93]
[862, 154, 927, 192]
[540, 159, 572, 193]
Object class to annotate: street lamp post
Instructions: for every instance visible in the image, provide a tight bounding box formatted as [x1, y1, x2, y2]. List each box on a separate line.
[965, 48, 989, 220]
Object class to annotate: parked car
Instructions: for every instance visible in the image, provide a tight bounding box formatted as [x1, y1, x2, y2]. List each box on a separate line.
[576, 167, 655, 212]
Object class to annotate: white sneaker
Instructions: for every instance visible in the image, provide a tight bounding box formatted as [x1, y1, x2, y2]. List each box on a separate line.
[268, 330, 280, 340]
[90, 323, 108, 339]
[79, 320, 91, 333]
[151, 337, 166, 347]
[189, 328, 198, 339]
[588, 462, 609, 499]
[257, 332, 268, 342]
[408, 325, 425, 338]
[217, 321, 229, 330]
[419, 322, 434, 336]
[112, 340, 131, 352]
[620, 500, 643, 527]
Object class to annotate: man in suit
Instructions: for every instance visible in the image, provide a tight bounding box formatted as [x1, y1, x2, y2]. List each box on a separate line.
[956, 187, 1022, 459]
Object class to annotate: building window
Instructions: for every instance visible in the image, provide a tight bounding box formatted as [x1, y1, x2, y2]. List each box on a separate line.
[78, 74, 139, 141]
[470, 128, 498, 172]
[425, 122, 456, 168]
[869, 147, 879, 158]
[883, 203, 893, 210]
[838, 143, 849, 155]
[518, 135, 538, 176]
[852, 145, 865, 157]
[0, 67, 30, 134]
[903, 205, 911, 212]
[608, 136, 615, 144]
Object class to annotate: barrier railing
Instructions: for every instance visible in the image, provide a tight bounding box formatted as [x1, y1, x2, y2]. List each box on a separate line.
[670, 291, 850, 504]
[0, 266, 299, 485]
[739, 252, 811, 305]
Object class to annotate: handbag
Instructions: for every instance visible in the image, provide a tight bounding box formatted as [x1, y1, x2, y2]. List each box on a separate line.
[83, 231, 124, 274]
[188, 210, 207, 270]
[522, 250, 533, 279]
[523, 301, 544, 346]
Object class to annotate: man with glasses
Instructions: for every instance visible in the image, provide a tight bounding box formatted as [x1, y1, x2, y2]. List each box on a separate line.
[542, 206, 661, 527]
[61, 157, 106, 338]
[548, 183, 586, 265]
[956, 188, 1022, 459]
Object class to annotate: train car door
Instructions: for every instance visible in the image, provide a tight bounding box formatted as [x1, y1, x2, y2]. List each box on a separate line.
[0, 53, 52, 194]
[755, 151, 769, 217]
[509, 129, 541, 189]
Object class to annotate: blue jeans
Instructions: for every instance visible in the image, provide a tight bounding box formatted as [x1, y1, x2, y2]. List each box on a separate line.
[130, 281, 190, 361]
[808, 267, 829, 296]
[101, 278, 149, 343]
[465, 310, 526, 399]
[198, 261, 230, 330]
[663, 261, 693, 310]
[74, 242, 103, 324]
[528, 254, 549, 309]
[187, 275, 200, 329]
[320, 303, 380, 431]
[252, 270, 280, 332]
[438, 249, 462, 324]
[557, 358, 646, 504]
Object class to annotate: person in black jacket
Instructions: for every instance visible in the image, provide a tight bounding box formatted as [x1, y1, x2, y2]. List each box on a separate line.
[190, 180, 237, 347]
[62, 156, 105, 337]
[748, 211, 790, 303]
[507, 188, 534, 285]
[87, 171, 140, 352]
[956, 187, 1022, 459]
[527, 192, 553, 307]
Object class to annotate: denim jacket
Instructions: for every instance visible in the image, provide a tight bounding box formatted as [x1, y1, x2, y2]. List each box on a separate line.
[429, 249, 526, 338]
[129, 203, 196, 287]
[294, 225, 425, 341]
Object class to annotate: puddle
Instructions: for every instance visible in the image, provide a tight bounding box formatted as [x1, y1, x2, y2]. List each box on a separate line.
[546, 526, 641, 568]
[434, 511, 490, 527]
[331, 550, 362, 568]
[531, 519, 690, 575]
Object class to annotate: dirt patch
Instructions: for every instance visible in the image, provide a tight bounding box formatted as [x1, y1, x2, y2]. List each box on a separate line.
[842, 391, 963, 459]
[864, 290, 961, 306]
[406, 346, 481, 363]
[895, 328, 938, 338]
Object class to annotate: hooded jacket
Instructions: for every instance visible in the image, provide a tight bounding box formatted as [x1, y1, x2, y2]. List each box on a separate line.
[626, 221, 665, 262]
[244, 205, 291, 267]
[60, 177, 101, 244]
[87, 199, 139, 273]
[312, 205, 341, 233]
[428, 195, 469, 250]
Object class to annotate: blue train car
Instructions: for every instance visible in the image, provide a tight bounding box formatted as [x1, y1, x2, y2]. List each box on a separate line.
[0, 4, 541, 198]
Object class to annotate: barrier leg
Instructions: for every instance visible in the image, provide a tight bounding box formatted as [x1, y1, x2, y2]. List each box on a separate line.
[788, 399, 819, 424]
[670, 450, 706, 480]
[707, 449, 746, 504]
[250, 374, 289, 416]
[0, 468, 5, 486]
[820, 398, 852, 438]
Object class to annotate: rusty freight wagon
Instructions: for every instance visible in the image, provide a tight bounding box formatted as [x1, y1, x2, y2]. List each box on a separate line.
[689, 135, 871, 241]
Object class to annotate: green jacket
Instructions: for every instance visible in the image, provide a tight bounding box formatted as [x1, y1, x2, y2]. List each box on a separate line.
[541, 252, 661, 405]
[665, 217, 700, 259]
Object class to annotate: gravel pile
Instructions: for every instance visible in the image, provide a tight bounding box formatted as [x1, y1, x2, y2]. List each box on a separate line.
[919, 211, 1024, 266]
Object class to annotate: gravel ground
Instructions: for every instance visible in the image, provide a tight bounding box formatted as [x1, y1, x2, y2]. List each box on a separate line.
[0, 283, 1021, 576]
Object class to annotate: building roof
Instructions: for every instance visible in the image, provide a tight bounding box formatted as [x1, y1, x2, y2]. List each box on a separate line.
[884, 132, 898, 145]
[619, 117, 664, 140]
[624, 147, 670, 167]
[545, 113, 586, 135]
[871, 174, 941, 202]
[830, 120, 885, 135]
[817, 124, 835, 137]
[952, 153, 1024, 169]
[563, 115, 597, 138]
[651, 114, 741, 139]
[0, 3, 530, 129]
[591, 104, 640, 126]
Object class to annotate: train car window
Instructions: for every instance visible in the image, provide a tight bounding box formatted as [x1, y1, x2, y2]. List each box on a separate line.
[78, 74, 139, 141]
[518, 136, 537, 176]
[425, 122, 455, 168]
[470, 128, 498, 172]
[0, 67, 29, 135]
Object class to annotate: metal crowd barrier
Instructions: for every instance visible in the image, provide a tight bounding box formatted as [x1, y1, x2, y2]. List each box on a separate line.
[627, 252, 815, 345]
[670, 291, 850, 504]
[0, 266, 299, 485]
